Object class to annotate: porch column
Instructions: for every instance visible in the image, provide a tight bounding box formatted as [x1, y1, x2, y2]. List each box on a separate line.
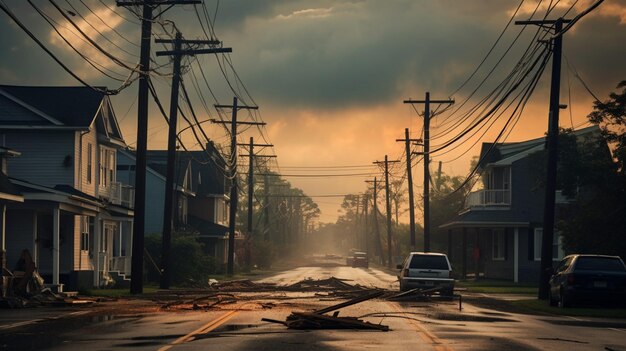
[93, 215, 101, 287]
[474, 228, 480, 281]
[0, 204, 6, 274]
[447, 229, 452, 260]
[32, 212, 38, 267]
[514, 227, 519, 283]
[462, 227, 467, 280]
[118, 224, 123, 257]
[52, 206, 60, 285]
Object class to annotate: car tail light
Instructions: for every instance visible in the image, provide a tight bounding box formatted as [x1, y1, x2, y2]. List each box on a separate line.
[567, 274, 575, 284]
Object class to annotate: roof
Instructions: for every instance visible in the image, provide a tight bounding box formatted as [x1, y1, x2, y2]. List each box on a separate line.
[0, 85, 125, 144]
[478, 125, 601, 169]
[187, 215, 229, 238]
[439, 209, 530, 229]
[0, 171, 23, 202]
[0, 85, 105, 127]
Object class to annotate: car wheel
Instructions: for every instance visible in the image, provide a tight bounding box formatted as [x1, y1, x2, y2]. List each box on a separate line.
[558, 288, 570, 308]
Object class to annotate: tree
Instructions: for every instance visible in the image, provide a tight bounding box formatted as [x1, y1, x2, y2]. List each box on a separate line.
[588, 80, 626, 174]
[556, 81, 626, 259]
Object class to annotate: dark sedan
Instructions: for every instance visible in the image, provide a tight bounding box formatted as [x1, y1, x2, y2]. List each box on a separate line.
[549, 254, 626, 308]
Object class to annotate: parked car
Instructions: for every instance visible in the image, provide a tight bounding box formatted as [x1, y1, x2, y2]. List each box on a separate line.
[548, 254, 626, 308]
[396, 252, 454, 296]
[351, 252, 369, 268]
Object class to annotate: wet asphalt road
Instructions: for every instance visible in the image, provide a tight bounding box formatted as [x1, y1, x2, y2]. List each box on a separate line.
[2, 264, 626, 351]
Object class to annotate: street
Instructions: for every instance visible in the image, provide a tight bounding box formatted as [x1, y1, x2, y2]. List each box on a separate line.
[1, 262, 626, 351]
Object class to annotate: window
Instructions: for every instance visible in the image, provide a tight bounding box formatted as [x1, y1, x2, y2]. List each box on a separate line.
[86, 143, 92, 184]
[99, 148, 107, 186]
[80, 216, 90, 251]
[108, 150, 116, 184]
[533, 228, 564, 261]
[492, 229, 506, 260]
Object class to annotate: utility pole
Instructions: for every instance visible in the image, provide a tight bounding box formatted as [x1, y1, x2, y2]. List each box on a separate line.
[363, 194, 369, 254]
[354, 195, 360, 249]
[404, 93, 454, 252]
[396, 128, 422, 251]
[155, 32, 230, 289]
[515, 18, 571, 300]
[117, 0, 201, 294]
[263, 174, 270, 241]
[238, 138, 274, 268]
[365, 178, 384, 265]
[374, 156, 400, 268]
[213, 98, 262, 275]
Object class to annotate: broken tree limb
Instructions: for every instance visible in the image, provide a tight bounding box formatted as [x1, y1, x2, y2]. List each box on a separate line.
[313, 290, 384, 315]
[387, 286, 443, 300]
[288, 312, 389, 331]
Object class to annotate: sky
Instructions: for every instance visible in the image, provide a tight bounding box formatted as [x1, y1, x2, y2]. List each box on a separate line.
[1, 0, 625, 224]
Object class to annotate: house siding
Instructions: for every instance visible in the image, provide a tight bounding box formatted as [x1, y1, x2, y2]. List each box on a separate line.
[117, 151, 164, 234]
[3, 130, 76, 187]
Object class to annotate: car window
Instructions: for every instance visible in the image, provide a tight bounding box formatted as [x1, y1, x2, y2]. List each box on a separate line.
[574, 257, 626, 272]
[409, 255, 449, 270]
[555, 257, 573, 273]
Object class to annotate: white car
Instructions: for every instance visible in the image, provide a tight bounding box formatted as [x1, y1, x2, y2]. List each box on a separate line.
[397, 252, 454, 296]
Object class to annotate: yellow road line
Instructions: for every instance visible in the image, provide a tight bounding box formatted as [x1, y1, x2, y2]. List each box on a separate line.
[157, 310, 238, 351]
[388, 302, 454, 351]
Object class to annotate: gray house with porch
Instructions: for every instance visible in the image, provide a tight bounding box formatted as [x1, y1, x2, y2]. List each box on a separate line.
[441, 126, 603, 284]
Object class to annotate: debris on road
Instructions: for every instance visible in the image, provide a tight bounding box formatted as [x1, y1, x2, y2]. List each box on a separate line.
[262, 290, 389, 331]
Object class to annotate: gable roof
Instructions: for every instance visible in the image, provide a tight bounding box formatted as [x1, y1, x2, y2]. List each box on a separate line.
[478, 125, 601, 169]
[0, 85, 106, 127]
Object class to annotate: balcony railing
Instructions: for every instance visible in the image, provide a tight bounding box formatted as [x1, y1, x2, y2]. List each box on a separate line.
[109, 182, 135, 208]
[465, 189, 511, 208]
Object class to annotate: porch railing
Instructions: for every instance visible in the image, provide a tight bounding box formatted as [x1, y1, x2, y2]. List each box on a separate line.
[109, 182, 135, 208]
[465, 189, 511, 208]
[110, 256, 131, 276]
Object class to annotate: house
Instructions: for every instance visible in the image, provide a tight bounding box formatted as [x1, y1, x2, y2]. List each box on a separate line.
[117, 149, 196, 235]
[122, 141, 230, 265]
[0, 85, 134, 291]
[440, 125, 605, 284]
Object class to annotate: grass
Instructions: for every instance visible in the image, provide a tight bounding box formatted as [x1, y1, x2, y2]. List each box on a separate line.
[511, 299, 626, 319]
[456, 279, 538, 295]
[80, 271, 275, 298]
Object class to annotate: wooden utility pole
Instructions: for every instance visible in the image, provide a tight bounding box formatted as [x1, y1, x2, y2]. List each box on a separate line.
[263, 174, 270, 241]
[363, 194, 369, 253]
[238, 138, 274, 268]
[155, 32, 230, 289]
[515, 18, 571, 300]
[396, 128, 422, 251]
[404, 93, 454, 252]
[365, 178, 384, 265]
[374, 156, 399, 267]
[117, 0, 201, 294]
[213, 98, 261, 275]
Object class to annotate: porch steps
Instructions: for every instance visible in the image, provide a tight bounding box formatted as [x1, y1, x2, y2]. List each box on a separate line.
[109, 271, 131, 289]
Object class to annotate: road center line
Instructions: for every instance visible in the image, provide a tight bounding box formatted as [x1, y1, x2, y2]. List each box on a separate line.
[158, 310, 239, 351]
[387, 302, 454, 351]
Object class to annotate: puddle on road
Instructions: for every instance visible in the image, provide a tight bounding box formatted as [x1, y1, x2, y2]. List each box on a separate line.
[115, 341, 164, 347]
[542, 319, 626, 329]
[429, 313, 516, 322]
[213, 323, 261, 332]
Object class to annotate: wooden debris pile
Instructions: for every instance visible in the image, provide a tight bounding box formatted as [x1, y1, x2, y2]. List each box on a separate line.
[160, 293, 237, 310]
[262, 290, 389, 331]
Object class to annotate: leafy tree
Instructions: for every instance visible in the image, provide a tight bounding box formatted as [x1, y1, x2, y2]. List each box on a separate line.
[588, 80, 626, 174]
[557, 81, 626, 258]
